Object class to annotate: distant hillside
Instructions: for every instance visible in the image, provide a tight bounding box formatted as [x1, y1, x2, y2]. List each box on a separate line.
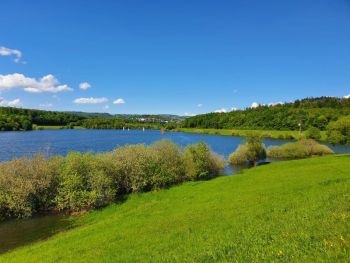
[183, 97, 350, 131]
[64, 111, 114, 118]
[0, 107, 84, 131]
[0, 107, 184, 131]
[65, 111, 185, 122]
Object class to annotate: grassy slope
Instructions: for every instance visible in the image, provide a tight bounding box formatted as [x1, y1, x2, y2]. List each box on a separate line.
[1, 155, 350, 262]
[176, 127, 328, 141]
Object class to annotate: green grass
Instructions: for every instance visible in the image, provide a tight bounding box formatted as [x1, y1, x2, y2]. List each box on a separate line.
[1, 155, 350, 262]
[176, 127, 328, 141]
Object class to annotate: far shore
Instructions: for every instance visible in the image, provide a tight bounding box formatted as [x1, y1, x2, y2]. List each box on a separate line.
[28, 126, 330, 142]
[176, 127, 328, 141]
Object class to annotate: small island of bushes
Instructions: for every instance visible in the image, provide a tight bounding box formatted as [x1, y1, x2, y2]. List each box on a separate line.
[229, 134, 334, 166]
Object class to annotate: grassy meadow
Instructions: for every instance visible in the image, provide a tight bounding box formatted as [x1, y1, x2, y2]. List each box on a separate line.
[1, 154, 349, 262]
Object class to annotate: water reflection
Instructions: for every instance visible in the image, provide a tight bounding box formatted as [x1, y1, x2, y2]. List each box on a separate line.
[0, 214, 76, 254]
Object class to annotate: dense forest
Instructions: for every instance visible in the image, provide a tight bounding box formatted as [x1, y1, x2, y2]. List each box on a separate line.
[183, 97, 350, 130]
[182, 97, 350, 144]
[0, 107, 83, 131]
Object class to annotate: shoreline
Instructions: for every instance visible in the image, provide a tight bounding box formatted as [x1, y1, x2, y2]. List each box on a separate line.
[175, 127, 329, 142]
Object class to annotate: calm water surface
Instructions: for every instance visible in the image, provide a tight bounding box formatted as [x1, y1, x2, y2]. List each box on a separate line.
[1, 129, 350, 254]
[1, 129, 349, 161]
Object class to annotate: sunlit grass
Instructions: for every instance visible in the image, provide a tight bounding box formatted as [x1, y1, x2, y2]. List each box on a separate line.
[1, 155, 349, 262]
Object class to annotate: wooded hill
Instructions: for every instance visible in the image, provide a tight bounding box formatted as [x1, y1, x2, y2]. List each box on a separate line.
[183, 97, 350, 131]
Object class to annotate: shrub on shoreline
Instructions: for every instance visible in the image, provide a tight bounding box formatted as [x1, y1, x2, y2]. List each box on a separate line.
[326, 116, 350, 144]
[0, 140, 224, 220]
[183, 142, 225, 180]
[229, 134, 266, 166]
[267, 143, 309, 159]
[55, 152, 115, 212]
[267, 139, 333, 159]
[229, 144, 250, 165]
[0, 155, 59, 219]
[305, 127, 321, 140]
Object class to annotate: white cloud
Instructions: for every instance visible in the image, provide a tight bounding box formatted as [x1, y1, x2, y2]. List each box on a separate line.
[0, 97, 22, 107]
[184, 112, 195, 116]
[197, 103, 203, 107]
[0, 46, 23, 63]
[113, 98, 125, 104]
[268, 101, 283, 106]
[73, 97, 108, 104]
[0, 73, 72, 93]
[231, 107, 237, 111]
[250, 102, 260, 108]
[39, 103, 53, 108]
[344, 94, 350, 99]
[79, 82, 91, 90]
[214, 108, 227, 113]
[104, 105, 110, 110]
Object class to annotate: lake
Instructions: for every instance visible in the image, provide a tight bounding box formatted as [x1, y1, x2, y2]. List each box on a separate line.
[1, 129, 350, 254]
[1, 129, 350, 162]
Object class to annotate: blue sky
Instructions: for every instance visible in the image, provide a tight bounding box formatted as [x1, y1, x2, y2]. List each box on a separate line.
[0, 0, 350, 115]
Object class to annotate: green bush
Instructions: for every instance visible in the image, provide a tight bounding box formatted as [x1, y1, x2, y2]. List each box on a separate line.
[305, 127, 321, 140]
[327, 130, 347, 145]
[151, 140, 186, 187]
[326, 116, 350, 144]
[229, 134, 266, 165]
[111, 144, 158, 193]
[0, 140, 224, 220]
[55, 152, 115, 212]
[267, 143, 309, 159]
[0, 155, 59, 218]
[37, 156, 64, 211]
[228, 144, 250, 165]
[183, 142, 225, 180]
[299, 139, 333, 156]
[94, 153, 128, 196]
[267, 139, 333, 159]
[0, 194, 7, 221]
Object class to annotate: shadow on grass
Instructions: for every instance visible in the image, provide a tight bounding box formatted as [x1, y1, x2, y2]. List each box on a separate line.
[0, 213, 77, 254]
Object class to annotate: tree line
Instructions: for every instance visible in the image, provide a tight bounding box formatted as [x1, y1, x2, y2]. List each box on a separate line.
[183, 97, 350, 130]
[182, 97, 350, 144]
[0, 107, 176, 131]
[1, 97, 349, 144]
[0, 107, 83, 131]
